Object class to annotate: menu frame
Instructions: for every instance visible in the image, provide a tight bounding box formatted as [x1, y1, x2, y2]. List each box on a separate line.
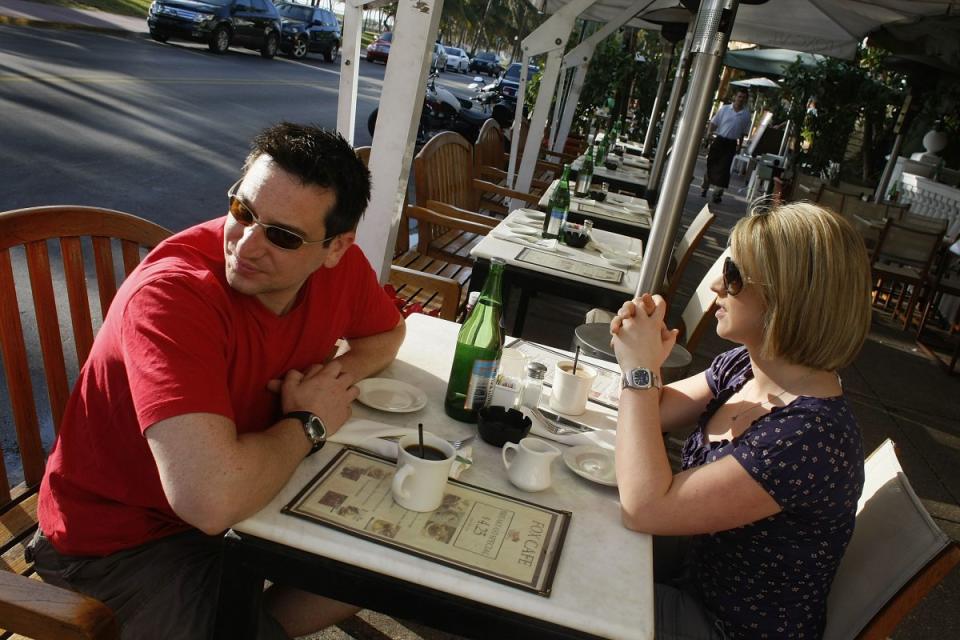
[515, 248, 624, 283]
[282, 448, 572, 596]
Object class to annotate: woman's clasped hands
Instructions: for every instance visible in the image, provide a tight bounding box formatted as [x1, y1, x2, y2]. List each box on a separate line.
[609, 293, 679, 373]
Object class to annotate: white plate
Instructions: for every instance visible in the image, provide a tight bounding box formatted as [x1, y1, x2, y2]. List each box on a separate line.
[355, 378, 427, 413]
[564, 445, 617, 486]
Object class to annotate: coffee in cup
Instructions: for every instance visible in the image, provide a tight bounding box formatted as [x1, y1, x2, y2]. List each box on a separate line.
[548, 360, 597, 416]
[391, 433, 455, 512]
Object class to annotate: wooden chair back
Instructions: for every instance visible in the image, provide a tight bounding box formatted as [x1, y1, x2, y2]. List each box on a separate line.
[414, 131, 480, 213]
[823, 439, 960, 640]
[664, 204, 716, 303]
[678, 249, 728, 354]
[474, 119, 507, 177]
[872, 219, 943, 271]
[0, 205, 172, 639]
[816, 185, 848, 215]
[899, 212, 948, 235]
[842, 198, 888, 222]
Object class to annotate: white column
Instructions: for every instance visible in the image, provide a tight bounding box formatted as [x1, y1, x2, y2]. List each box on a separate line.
[335, 0, 365, 143]
[355, 0, 444, 281]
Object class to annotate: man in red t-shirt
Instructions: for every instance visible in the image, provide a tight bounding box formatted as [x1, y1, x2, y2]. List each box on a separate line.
[29, 123, 405, 639]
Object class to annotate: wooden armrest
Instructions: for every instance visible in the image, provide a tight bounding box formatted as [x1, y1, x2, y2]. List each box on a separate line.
[478, 166, 550, 192]
[389, 266, 462, 321]
[471, 179, 540, 206]
[500, 153, 562, 175]
[409, 203, 496, 233]
[0, 571, 119, 640]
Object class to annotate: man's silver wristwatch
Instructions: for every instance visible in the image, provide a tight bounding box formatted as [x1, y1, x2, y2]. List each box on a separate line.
[284, 411, 326, 456]
[621, 368, 661, 391]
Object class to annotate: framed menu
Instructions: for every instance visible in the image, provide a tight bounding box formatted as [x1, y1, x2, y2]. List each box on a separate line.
[283, 448, 571, 596]
[515, 248, 624, 283]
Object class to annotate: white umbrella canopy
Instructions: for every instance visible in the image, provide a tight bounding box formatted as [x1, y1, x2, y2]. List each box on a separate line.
[730, 76, 780, 89]
[536, 0, 960, 59]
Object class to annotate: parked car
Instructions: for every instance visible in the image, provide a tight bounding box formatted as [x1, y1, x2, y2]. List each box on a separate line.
[469, 51, 501, 76]
[147, 0, 281, 58]
[496, 62, 539, 106]
[365, 31, 391, 64]
[276, 2, 341, 61]
[431, 42, 448, 73]
[444, 46, 470, 73]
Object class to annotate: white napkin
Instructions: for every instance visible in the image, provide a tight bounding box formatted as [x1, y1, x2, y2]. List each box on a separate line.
[328, 419, 472, 478]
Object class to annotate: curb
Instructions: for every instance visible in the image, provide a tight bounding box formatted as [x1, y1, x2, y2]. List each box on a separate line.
[0, 13, 143, 36]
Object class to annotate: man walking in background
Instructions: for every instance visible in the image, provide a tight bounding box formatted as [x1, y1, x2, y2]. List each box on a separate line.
[700, 87, 752, 204]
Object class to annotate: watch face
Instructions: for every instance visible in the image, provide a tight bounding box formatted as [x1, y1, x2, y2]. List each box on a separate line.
[305, 415, 326, 442]
[632, 369, 651, 387]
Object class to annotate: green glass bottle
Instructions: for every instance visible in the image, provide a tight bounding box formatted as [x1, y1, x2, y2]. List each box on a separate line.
[575, 144, 595, 197]
[542, 164, 571, 240]
[444, 258, 505, 423]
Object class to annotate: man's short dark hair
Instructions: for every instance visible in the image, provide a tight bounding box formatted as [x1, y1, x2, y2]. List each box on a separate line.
[734, 87, 749, 97]
[242, 123, 371, 240]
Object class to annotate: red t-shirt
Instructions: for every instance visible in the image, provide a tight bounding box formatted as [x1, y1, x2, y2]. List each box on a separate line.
[39, 217, 402, 556]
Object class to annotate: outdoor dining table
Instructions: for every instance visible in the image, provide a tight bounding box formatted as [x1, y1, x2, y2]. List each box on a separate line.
[613, 140, 649, 160]
[470, 210, 643, 337]
[212, 314, 654, 640]
[569, 155, 649, 197]
[537, 180, 652, 240]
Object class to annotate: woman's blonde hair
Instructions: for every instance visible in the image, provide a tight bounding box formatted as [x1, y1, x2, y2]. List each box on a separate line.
[729, 202, 872, 370]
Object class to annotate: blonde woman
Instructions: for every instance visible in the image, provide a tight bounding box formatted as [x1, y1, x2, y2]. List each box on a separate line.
[611, 203, 873, 639]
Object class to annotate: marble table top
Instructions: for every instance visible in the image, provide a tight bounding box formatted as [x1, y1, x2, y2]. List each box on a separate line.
[233, 315, 654, 640]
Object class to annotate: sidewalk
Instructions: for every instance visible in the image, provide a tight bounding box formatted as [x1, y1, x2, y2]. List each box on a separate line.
[0, 0, 145, 33]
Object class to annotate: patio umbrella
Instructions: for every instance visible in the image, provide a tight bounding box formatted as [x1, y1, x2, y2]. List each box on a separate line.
[730, 76, 781, 89]
[537, 0, 959, 60]
[723, 48, 826, 75]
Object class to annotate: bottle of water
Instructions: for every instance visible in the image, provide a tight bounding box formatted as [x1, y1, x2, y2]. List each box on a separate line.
[542, 164, 571, 240]
[575, 144, 595, 197]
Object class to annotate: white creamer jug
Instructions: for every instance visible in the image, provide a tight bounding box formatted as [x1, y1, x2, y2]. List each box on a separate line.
[502, 437, 561, 492]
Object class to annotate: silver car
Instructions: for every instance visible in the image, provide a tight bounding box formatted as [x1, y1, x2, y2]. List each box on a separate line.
[444, 46, 470, 73]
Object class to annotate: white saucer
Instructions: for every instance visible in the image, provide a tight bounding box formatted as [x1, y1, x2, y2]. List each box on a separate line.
[355, 378, 428, 413]
[563, 445, 617, 486]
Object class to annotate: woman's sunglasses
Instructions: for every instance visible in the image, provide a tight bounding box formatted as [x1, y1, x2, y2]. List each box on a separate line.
[227, 180, 335, 251]
[722, 257, 745, 296]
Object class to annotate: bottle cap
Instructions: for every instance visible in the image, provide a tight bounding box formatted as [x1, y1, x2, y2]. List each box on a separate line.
[525, 361, 548, 379]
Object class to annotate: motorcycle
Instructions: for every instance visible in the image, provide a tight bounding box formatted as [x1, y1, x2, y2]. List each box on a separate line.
[468, 76, 524, 130]
[367, 72, 492, 145]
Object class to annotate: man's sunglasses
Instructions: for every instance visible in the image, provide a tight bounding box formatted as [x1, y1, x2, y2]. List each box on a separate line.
[722, 257, 745, 296]
[227, 180, 336, 251]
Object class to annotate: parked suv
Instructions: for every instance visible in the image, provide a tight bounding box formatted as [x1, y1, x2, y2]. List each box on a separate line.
[431, 42, 448, 73]
[469, 51, 501, 76]
[276, 2, 340, 61]
[496, 62, 539, 106]
[147, 0, 281, 58]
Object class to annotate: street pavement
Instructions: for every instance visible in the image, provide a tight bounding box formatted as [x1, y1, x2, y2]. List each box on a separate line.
[0, 3, 958, 639]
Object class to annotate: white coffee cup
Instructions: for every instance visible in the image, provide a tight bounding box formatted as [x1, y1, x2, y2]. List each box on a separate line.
[548, 360, 597, 416]
[391, 433, 455, 512]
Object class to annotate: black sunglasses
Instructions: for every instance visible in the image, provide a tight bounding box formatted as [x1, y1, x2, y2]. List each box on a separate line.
[722, 257, 745, 296]
[227, 180, 335, 251]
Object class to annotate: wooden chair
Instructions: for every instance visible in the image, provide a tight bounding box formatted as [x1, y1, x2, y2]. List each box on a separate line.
[870, 218, 944, 329]
[823, 439, 960, 640]
[413, 131, 539, 265]
[815, 185, 848, 215]
[843, 199, 890, 252]
[663, 204, 716, 304]
[0, 206, 173, 640]
[473, 119, 554, 200]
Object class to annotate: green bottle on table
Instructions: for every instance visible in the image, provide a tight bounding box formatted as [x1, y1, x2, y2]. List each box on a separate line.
[542, 164, 571, 240]
[443, 258, 505, 423]
[575, 144, 595, 197]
